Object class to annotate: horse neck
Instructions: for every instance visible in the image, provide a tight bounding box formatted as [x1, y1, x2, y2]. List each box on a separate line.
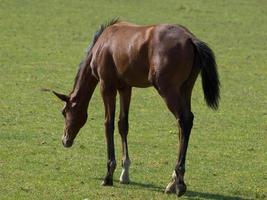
[70, 60, 98, 109]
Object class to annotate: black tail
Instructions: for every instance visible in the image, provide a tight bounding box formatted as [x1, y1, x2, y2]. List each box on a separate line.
[191, 38, 220, 110]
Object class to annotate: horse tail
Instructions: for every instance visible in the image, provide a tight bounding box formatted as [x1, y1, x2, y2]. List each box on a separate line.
[191, 38, 220, 110]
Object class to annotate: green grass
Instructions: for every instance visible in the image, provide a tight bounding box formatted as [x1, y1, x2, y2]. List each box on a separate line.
[0, 0, 266, 199]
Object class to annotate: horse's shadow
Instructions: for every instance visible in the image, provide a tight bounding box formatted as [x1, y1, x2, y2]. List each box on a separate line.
[93, 178, 250, 199]
[123, 180, 163, 192]
[115, 179, 250, 200]
[185, 190, 251, 200]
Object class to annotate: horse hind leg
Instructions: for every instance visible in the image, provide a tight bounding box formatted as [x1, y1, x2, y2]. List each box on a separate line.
[157, 85, 193, 197]
[175, 109, 194, 197]
[165, 104, 194, 196]
[118, 87, 132, 184]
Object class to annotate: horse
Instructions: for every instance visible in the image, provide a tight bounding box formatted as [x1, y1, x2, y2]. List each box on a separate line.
[52, 19, 220, 197]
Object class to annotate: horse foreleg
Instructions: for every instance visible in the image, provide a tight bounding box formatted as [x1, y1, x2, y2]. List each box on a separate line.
[100, 82, 117, 186]
[118, 87, 132, 184]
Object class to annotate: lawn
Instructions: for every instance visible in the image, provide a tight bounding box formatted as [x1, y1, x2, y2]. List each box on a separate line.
[0, 0, 266, 199]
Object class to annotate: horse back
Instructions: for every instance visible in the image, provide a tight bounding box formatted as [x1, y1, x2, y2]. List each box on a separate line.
[90, 22, 194, 88]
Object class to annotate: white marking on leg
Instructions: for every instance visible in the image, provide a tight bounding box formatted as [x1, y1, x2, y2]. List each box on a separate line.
[165, 171, 177, 193]
[119, 158, 131, 184]
[171, 170, 177, 179]
[110, 160, 117, 175]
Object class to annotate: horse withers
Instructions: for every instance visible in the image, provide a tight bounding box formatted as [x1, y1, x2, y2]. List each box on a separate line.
[52, 19, 220, 197]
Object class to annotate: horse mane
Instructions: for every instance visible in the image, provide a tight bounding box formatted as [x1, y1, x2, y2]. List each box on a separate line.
[86, 18, 120, 55]
[72, 18, 119, 91]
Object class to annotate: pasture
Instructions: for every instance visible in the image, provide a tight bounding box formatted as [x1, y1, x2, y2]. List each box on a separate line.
[0, 0, 266, 199]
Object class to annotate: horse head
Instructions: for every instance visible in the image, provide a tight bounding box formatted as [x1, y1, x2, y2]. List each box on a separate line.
[53, 91, 88, 148]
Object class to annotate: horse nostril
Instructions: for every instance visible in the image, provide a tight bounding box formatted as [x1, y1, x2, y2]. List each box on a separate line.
[64, 140, 73, 148]
[62, 136, 73, 148]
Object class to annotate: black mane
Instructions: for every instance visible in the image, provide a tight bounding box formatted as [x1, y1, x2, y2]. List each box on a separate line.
[85, 18, 119, 55]
[73, 19, 119, 91]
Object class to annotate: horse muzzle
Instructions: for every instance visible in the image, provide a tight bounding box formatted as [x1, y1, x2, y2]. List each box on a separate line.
[62, 135, 74, 148]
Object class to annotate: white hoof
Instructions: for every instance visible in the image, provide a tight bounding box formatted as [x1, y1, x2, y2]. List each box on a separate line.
[165, 181, 176, 194]
[120, 159, 131, 184]
[165, 171, 177, 194]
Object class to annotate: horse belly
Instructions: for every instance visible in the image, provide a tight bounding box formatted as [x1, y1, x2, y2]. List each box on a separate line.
[117, 63, 152, 88]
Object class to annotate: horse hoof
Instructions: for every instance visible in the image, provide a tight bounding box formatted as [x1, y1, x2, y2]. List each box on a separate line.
[176, 183, 187, 197]
[101, 178, 113, 186]
[119, 173, 130, 184]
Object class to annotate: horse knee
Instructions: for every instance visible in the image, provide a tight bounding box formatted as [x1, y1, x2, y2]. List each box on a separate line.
[186, 111, 194, 129]
[118, 116, 129, 136]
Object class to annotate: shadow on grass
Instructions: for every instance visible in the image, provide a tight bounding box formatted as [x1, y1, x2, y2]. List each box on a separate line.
[92, 177, 164, 192]
[126, 180, 164, 192]
[125, 183, 249, 200]
[185, 190, 251, 200]
[93, 178, 251, 199]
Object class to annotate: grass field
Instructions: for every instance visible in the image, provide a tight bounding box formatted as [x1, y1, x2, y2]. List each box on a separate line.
[0, 0, 266, 199]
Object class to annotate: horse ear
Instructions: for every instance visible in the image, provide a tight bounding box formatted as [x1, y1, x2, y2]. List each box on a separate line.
[52, 91, 69, 102]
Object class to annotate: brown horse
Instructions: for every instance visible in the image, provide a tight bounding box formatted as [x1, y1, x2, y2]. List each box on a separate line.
[52, 19, 220, 197]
